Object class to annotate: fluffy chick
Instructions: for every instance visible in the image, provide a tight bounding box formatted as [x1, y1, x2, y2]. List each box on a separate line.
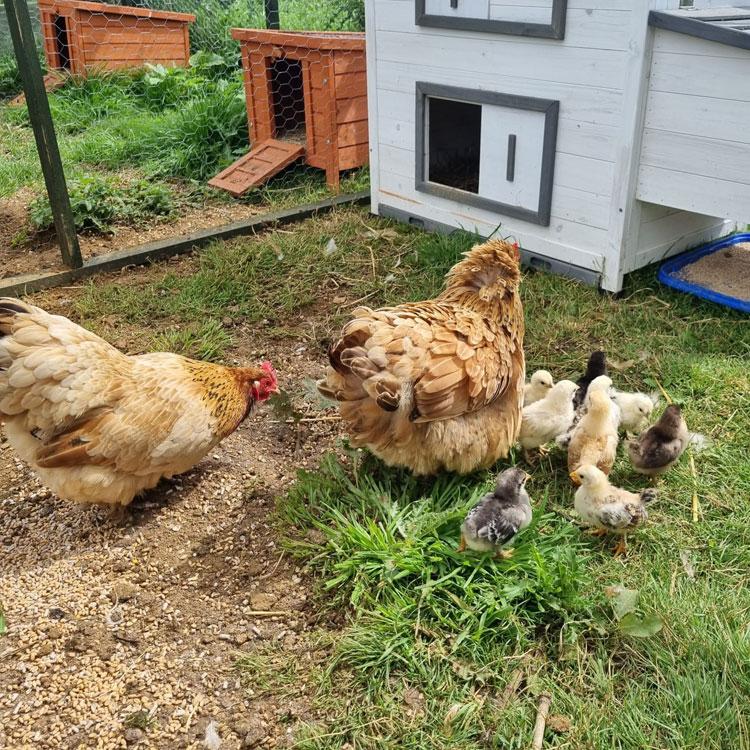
[568, 388, 619, 477]
[558, 374, 619, 448]
[518, 379, 578, 459]
[572, 351, 607, 410]
[459, 467, 532, 558]
[571, 464, 657, 555]
[523, 369, 554, 406]
[613, 390, 655, 434]
[628, 404, 689, 477]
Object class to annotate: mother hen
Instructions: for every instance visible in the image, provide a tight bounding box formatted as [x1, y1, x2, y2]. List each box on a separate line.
[318, 238, 524, 475]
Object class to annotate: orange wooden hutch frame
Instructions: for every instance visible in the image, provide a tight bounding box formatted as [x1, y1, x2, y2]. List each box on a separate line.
[230, 29, 368, 190]
[38, 0, 195, 75]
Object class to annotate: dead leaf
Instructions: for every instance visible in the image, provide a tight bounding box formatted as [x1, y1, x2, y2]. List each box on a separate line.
[546, 714, 572, 734]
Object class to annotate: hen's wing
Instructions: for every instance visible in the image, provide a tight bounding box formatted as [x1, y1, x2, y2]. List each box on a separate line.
[326, 301, 520, 423]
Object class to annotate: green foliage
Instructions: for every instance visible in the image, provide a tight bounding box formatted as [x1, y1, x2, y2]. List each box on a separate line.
[0, 53, 23, 101]
[281, 450, 594, 678]
[29, 174, 174, 233]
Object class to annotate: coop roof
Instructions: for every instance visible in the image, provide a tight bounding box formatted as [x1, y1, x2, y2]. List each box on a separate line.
[650, 6, 750, 50]
[37, 0, 195, 24]
[231, 29, 364, 50]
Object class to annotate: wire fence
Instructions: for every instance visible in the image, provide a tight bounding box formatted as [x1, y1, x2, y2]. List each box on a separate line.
[0, 0, 368, 280]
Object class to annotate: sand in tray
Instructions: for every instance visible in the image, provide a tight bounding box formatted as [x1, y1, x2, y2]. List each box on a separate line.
[676, 242, 750, 302]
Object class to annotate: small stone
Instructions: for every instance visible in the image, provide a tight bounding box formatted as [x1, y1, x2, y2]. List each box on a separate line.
[124, 727, 145, 744]
[48, 607, 66, 620]
[46, 625, 64, 639]
[241, 726, 266, 748]
[249, 593, 275, 610]
[111, 581, 139, 602]
[37, 641, 53, 657]
[305, 528, 326, 546]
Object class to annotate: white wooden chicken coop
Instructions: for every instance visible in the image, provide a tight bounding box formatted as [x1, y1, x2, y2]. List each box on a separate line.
[364, 0, 750, 291]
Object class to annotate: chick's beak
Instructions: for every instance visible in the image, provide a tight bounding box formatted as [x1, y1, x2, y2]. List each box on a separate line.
[569, 471, 581, 486]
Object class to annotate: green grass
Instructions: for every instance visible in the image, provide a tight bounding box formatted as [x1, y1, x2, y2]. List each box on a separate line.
[55, 207, 750, 747]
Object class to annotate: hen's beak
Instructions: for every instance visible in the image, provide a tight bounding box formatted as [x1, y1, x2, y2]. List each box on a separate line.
[569, 471, 581, 486]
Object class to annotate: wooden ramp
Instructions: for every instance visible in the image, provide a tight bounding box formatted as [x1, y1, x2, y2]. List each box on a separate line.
[208, 140, 305, 196]
[8, 72, 70, 106]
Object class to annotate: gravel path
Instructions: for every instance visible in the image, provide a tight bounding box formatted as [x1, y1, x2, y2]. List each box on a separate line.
[0, 344, 342, 749]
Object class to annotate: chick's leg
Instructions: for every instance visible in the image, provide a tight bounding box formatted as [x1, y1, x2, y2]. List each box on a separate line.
[589, 528, 608, 537]
[457, 534, 467, 553]
[613, 536, 628, 556]
[495, 548, 514, 560]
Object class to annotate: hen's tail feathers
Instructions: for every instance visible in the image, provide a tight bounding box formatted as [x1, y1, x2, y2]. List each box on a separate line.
[0, 298, 35, 337]
[640, 488, 658, 504]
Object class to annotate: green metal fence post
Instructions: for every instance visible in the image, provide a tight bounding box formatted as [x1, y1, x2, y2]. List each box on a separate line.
[264, 0, 280, 30]
[4, 0, 82, 269]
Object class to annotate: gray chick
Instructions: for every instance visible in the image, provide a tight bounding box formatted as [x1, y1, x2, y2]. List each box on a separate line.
[459, 467, 532, 559]
[628, 404, 690, 477]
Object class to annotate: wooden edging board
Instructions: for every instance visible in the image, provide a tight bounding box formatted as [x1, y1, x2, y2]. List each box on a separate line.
[0, 191, 370, 297]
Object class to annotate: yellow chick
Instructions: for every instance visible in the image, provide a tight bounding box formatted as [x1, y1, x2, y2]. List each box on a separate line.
[567, 388, 619, 477]
[523, 369, 554, 407]
[519, 379, 578, 461]
[571, 464, 657, 555]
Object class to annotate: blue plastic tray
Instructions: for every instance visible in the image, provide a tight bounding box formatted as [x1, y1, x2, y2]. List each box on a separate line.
[658, 232, 750, 314]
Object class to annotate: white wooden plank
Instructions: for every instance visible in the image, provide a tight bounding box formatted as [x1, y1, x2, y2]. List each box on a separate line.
[637, 201, 680, 224]
[640, 129, 750, 185]
[625, 215, 734, 274]
[649, 50, 750, 101]
[652, 26, 750, 59]
[427, 0, 490, 18]
[375, 60, 624, 125]
[375, 30, 627, 89]
[377, 1, 632, 51]
[644, 90, 750, 146]
[376, 91, 619, 160]
[377, 172, 609, 268]
[366, 0, 381, 205]
[637, 165, 750, 219]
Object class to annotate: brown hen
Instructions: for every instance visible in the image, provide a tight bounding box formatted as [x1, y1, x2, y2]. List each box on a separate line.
[0, 298, 278, 508]
[318, 239, 524, 475]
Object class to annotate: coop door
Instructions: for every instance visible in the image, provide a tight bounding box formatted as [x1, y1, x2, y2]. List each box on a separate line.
[52, 15, 72, 71]
[417, 83, 559, 226]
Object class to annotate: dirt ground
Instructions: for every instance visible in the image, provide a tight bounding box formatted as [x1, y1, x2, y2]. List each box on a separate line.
[0, 273, 348, 750]
[0, 196, 266, 280]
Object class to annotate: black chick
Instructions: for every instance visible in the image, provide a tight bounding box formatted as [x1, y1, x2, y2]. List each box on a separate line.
[572, 351, 607, 410]
[628, 404, 689, 477]
[458, 467, 532, 559]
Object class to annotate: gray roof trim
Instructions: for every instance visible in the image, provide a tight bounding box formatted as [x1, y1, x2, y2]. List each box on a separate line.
[415, 0, 567, 40]
[649, 9, 750, 51]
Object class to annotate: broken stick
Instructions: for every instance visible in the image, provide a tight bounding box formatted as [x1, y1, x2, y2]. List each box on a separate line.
[530, 692, 552, 750]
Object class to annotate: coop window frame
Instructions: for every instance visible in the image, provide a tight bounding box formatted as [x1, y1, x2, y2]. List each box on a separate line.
[415, 82, 559, 227]
[415, 0, 567, 40]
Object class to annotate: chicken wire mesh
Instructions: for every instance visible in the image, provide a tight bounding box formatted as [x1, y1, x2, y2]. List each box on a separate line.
[0, 0, 368, 278]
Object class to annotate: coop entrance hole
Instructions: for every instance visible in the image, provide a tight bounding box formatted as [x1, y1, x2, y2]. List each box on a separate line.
[426, 97, 481, 193]
[271, 57, 306, 143]
[53, 15, 72, 71]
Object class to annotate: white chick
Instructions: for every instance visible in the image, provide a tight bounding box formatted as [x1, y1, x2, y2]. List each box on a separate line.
[613, 390, 655, 434]
[459, 467, 532, 559]
[571, 464, 657, 555]
[519, 379, 579, 460]
[523, 369, 554, 407]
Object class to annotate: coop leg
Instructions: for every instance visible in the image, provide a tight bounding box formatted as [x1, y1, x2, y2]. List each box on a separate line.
[326, 167, 340, 192]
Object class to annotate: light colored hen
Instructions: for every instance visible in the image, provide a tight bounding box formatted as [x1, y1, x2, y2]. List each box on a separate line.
[317, 239, 524, 475]
[0, 298, 278, 509]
